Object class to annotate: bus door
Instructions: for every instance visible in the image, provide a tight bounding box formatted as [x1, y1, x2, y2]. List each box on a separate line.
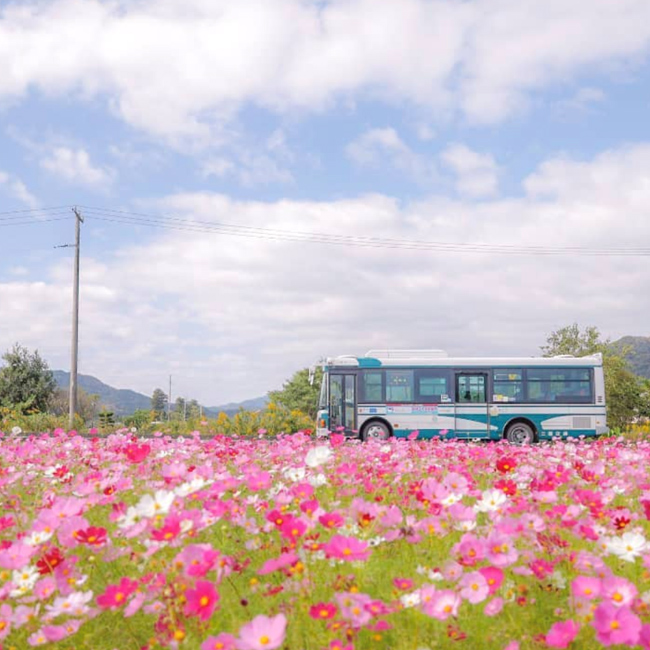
[329, 374, 357, 433]
[455, 372, 490, 438]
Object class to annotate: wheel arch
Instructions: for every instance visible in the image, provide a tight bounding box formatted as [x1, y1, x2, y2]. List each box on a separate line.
[503, 417, 538, 441]
[360, 417, 393, 439]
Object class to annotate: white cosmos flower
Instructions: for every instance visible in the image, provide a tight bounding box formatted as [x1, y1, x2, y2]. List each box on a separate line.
[440, 493, 463, 507]
[308, 473, 328, 487]
[117, 505, 141, 529]
[603, 531, 649, 562]
[10, 565, 39, 596]
[283, 467, 306, 482]
[24, 529, 54, 546]
[174, 478, 208, 497]
[400, 592, 421, 608]
[305, 445, 333, 468]
[135, 490, 176, 518]
[474, 489, 508, 513]
[11, 426, 22, 435]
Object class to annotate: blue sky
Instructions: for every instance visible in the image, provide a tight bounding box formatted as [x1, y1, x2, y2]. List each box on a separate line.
[2, 0, 650, 405]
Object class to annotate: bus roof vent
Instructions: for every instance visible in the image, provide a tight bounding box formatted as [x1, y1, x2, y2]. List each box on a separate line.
[553, 355, 575, 358]
[365, 349, 448, 359]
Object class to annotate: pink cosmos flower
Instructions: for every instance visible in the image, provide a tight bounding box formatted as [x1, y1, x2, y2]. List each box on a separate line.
[322, 535, 370, 561]
[479, 566, 504, 595]
[545, 620, 580, 649]
[202, 633, 237, 650]
[309, 602, 337, 620]
[151, 516, 182, 542]
[459, 571, 489, 604]
[592, 602, 641, 646]
[571, 576, 601, 602]
[237, 614, 287, 650]
[319, 512, 345, 529]
[335, 591, 373, 627]
[184, 580, 219, 621]
[485, 533, 518, 567]
[601, 575, 637, 607]
[484, 597, 504, 617]
[258, 552, 299, 575]
[73, 525, 108, 546]
[0, 603, 12, 640]
[175, 544, 220, 577]
[96, 577, 139, 609]
[422, 589, 461, 620]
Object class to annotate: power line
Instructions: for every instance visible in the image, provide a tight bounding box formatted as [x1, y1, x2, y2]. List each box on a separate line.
[0, 216, 73, 227]
[79, 205, 650, 257]
[0, 206, 72, 217]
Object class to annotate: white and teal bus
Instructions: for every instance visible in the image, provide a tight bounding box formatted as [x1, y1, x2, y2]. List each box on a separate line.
[315, 350, 608, 443]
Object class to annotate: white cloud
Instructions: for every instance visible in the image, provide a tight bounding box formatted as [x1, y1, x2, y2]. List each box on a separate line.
[1, 144, 649, 404]
[1, 0, 648, 139]
[555, 86, 606, 116]
[441, 144, 499, 197]
[40, 147, 114, 187]
[0, 170, 39, 207]
[347, 127, 436, 183]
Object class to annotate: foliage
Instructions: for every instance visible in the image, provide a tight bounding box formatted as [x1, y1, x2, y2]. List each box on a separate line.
[0, 343, 57, 413]
[542, 324, 647, 429]
[123, 409, 155, 430]
[151, 388, 168, 419]
[268, 367, 322, 419]
[48, 387, 101, 424]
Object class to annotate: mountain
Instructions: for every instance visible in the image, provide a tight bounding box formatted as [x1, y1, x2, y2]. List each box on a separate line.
[53, 371, 151, 416]
[611, 336, 650, 378]
[53, 370, 268, 417]
[205, 396, 268, 417]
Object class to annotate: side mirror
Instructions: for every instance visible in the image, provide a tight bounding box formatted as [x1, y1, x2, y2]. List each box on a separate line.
[308, 366, 316, 385]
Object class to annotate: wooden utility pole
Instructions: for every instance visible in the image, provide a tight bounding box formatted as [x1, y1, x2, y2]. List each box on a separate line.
[69, 207, 84, 430]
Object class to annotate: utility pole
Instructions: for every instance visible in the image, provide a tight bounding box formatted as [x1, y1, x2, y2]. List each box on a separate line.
[69, 207, 84, 430]
[168, 375, 172, 421]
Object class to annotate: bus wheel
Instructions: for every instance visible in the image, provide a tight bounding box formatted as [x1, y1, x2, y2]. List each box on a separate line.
[362, 421, 391, 441]
[505, 422, 535, 445]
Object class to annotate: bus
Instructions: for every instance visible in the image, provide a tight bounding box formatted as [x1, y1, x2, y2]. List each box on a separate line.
[314, 350, 608, 443]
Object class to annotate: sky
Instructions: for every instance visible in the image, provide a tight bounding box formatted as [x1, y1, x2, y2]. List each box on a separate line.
[1, 0, 650, 407]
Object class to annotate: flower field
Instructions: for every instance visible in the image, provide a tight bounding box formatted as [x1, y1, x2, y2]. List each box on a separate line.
[1, 431, 650, 649]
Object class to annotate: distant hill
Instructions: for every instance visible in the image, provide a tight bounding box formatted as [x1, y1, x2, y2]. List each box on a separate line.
[611, 336, 650, 378]
[205, 396, 268, 417]
[53, 371, 151, 416]
[53, 370, 268, 417]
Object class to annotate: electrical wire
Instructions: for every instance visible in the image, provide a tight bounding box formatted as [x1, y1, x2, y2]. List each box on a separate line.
[79, 205, 650, 257]
[0, 206, 72, 218]
[0, 217, 73, 227]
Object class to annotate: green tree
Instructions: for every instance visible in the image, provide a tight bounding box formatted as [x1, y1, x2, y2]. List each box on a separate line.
[151, 388, 168, 419]
[541, 324, 643, 429]
[186, 399, 201, 420]
[49, 387, 100, 424]
[268, 367, 322, 419]
[0, 344, 57, 413]
[124, 409, 153, 429]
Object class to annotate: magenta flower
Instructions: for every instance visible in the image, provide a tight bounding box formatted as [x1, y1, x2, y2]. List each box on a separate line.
[322, 534, 370, 561]
[478, 566, 504, 595]
[258, 552, 299, 575]
[592, 602, 641, 646]
[545, 620, 580, 648]
[185, 580, 219, 621]
[237, 614, 287, 650]
[96, 577, 139, 610]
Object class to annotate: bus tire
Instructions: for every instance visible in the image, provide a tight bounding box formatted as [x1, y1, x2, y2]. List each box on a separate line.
[505, 421, 536, 445]
[361, 420, 391, 442]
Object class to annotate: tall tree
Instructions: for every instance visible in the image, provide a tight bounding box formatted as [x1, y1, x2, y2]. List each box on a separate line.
[0, 344, 57, 413]
[151, 388, 168, 419]
[541, 324, 643, 429]
[268, 367, 322, 419]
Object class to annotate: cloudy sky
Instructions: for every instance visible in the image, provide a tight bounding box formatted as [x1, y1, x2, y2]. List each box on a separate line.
[1, 0, 650, 406]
